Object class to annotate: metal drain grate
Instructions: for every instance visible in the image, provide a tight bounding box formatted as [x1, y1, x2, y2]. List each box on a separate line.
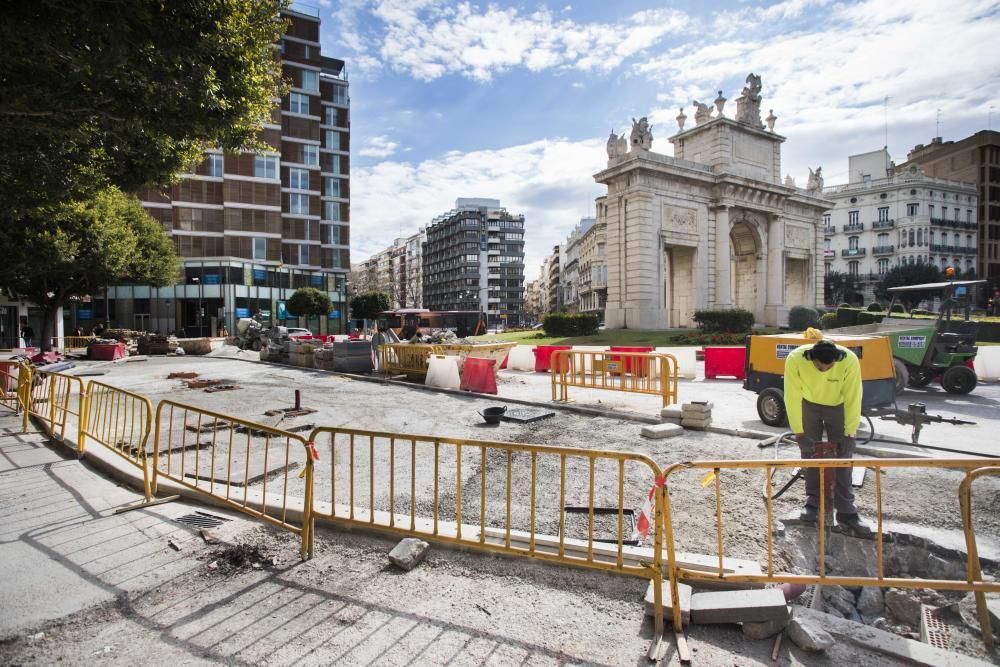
[919, 604, 951, 650]
[174, 511, 231, 528]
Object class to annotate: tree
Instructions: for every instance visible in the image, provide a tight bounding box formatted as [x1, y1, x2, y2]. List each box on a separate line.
[287, 287, 333, 331]
[824, 271, 860, 306]
[876, 263, 943, 307]
[0, 188, 180, 350]
[349, 292, 391, 323]
[0, 0, 289, 217]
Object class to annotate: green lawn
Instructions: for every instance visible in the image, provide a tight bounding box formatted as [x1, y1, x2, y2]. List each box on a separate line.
[471, 328, 778, 346]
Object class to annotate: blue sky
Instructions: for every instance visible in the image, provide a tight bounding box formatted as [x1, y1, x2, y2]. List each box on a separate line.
[314, 0, 1000, 278]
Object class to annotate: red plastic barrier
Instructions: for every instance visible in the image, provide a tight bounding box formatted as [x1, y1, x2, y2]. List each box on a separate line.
[609, 346, 653, 375]
[533, 345, 572, 373]
[703, 346, 746, 380]
[88, 342, 127, 361]
[500, 352, 509, 370]
[460, 357, 498, 395]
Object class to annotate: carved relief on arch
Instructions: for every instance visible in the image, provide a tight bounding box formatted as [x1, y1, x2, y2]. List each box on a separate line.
[784, 224, 810, 249]
[663, 205, 697, 233]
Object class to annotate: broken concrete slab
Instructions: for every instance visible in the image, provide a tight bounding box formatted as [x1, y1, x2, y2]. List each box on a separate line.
[741, 615, 789, 640]
[643, 580, 692, 625]
[690, 588, 789, 625]
[885, 589, 923, 626]
[641, 423, 684, 439]
[822, 585, 858, 618]
[389, 537, 429, 571]
[788, 610, 835, 651]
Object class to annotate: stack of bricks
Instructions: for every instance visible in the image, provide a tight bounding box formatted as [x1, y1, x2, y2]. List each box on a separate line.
[680, 401, 713, 430]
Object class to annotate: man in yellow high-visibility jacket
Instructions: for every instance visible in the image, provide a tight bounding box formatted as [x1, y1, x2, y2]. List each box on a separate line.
[784, 339, 870, 534]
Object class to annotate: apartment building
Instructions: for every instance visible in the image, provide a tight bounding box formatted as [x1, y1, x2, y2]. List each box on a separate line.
[578, 199, 608, 318]
[92, 7, 350, 336]
[900, 131, 1000, 285]
[543, 245, 562, 314]
[422, 198, 526, 328]
[353, 228, 427, 309]
[823, 148, 978, 303]
[561, 218, 594, 313]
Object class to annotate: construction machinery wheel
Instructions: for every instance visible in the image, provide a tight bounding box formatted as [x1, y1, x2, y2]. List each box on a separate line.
[757, 388, 788, 427]
[907, 367, 934, 388]
[892, 358, 909, 395]
[941, 365, 977, 394]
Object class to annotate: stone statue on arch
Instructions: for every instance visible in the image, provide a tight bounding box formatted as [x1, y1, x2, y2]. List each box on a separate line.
[630, 117, 653, 151]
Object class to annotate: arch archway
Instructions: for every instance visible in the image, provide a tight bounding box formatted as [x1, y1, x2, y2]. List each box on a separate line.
[730, 220, 763, 313]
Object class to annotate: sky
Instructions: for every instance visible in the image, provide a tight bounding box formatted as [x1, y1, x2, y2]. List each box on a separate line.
[312, 0, 1000, 281]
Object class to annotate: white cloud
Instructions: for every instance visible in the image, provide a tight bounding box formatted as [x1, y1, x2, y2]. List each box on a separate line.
[370, 2, 688, 81]
[571, 81, 585, 89]
[358, 135, 401, 158]
[350, 137, 607, 275]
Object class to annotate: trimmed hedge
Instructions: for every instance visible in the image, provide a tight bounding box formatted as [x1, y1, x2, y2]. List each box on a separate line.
[836, 307, 861, 328]
[858, 311, 885, 325]
[542, 313, 599, 336]
[820, 312, 838, 330]
[788, 305, 820, 330]
[693, 309, 755, 333]
[890, 304, 907, 314]
[666, 332, 746, 345]
[866, 302, 884, 312]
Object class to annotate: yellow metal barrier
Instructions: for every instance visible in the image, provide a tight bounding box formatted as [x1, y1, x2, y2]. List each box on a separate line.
[50, 336, 96, 351]
[379, 343, 435, 379]
[551, 349, 679, 407]
[306, 425, 669, 648]
[660, 458, 1000, 648]
[0, 361, 28, 418]
[152, 400, 314, 560]
[26, 369, 87, 450]
[84, 381, 154, 500]
[959, 466, 1000, 649]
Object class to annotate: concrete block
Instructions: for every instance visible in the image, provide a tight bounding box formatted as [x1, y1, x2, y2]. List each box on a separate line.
[690, 588, 789, 625]
[741, 616, 789, 640]
[643, 580, 692, 625]
[788, 610, 835, 651]
[682, 401, 714, 413]
[388, 537, 429, 571]
[660, 407, 683, 420]
[641, 423, 684, 440]
[681, 417, 712, 430]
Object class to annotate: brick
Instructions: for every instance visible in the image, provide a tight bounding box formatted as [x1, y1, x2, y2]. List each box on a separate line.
[644, 580, 692, 625]
[682, 401, 714, 413]
[641, 423, 684, 439]
[690, 588, 789, 625]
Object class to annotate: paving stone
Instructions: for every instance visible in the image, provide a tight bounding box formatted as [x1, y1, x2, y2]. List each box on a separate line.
[388, 537, 429, 571]
[681, 417, 712, 430]
[741, 616, 789, 640]
[641, 423, 684, 439]
[660, 407, 683, 420]
[787, 610, 835, 651]
[643, 580, 692, 625]
[682, 401, 714, 412]
[690, 588, 789, 625]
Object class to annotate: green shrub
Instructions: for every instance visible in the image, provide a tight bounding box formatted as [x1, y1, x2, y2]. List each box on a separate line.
[911, 308, 931, 316]
[820, 312, 838, 330]
[836, 307, 861, 328]
[858, 311, 885, 325]
[666, 332, 745, 346]
[838, 303, 851, 308]
[866, 302, 884, 312]
[542, 313, 599, 336]
[890, 303, 907, 315]
[788, 305, 821, 330]
[692, 309, 755, 333]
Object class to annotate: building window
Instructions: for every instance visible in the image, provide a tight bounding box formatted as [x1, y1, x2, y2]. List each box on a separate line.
[289, 193, 309, 215]
[848, 261, 859, 276]
[955, 208, 961, 220]
[848, 236, 859, 250]
[323, 201, 340, 221]
[289, 92, 310, 114]
[208, 154, 223, 177]
[907, 203, 919, 216]
[255, 155, 277, 179]
[909, 229, 915, 246]
[331, 155, 342, 175]
[332, 85, 348, 105]
[877, 232, 889, 246]
[326, 225, 341, 245]
[253, 237, 267, 260]
[848, 210, 859, 225]
[324, 107, 338, 126]
[324, 177, 341, 198]
[288, 168, 310, 191]
[823, 213, 831, 226]
[299, 244, 310, 265]
[967, 234, 973, 248]
[877, 207, 889, 222]
[917, 229, 923, 246]
[968, 209, 973, 222]
[302, 144, 318, 166]
[824, 238, 831, 250]
[825, 262, 831, 276]
[300, 69, 319, 92]
[878, 258, 889, 274]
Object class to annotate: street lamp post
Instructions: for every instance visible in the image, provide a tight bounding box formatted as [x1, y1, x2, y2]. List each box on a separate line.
[191, 277, 203, 337]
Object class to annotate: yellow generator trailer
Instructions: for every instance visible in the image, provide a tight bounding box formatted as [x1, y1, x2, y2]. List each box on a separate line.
[744, 333, 897, 427]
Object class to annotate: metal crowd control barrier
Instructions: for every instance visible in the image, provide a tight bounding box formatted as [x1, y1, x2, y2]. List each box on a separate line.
[84, 381, 154, 501]
[0, 361, 29, 421]
[50, 336, 96, 352]
[379, 343, 435, 379]
[551, 349, 679, 407]
[306, 425, 669, 654]
[152, 400, 315, 560]
[26, 369, 87, 450]
[660, 458, 1000, 648]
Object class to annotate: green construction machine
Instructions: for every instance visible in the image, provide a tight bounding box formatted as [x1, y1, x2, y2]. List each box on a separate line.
[829, 279, 985, 395]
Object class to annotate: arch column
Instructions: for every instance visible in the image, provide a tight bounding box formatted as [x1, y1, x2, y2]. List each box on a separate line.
[714, 206, 732, 308]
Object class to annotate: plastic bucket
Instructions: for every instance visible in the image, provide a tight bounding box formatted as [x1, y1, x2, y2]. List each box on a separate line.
[479, 406, 507, 425]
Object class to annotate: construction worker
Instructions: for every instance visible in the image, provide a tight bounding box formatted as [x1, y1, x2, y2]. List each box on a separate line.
[784, 338, 871, 535]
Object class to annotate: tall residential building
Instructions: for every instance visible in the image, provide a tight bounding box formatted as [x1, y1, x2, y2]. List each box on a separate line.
[422, 198, 526, 328]
[823, 148, 978, 302]
[92, 7, 350, 336]
[353, 228, 427, 309]
[578, 198, 608, 318]
[561, 217, 595, 312]
[900, 131, 1000, 285]
[524, 279, 544, 323]
[543, 245, 562, 313]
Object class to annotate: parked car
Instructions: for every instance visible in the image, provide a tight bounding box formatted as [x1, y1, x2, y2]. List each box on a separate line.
[286, 327, 313, 338]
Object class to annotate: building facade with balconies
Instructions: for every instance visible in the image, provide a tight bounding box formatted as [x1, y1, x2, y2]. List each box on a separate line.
[422, 198, 525, 328]
[578, 198, 608, 319]
[353, 228, 427, 309]
[823, 148, 978, 302]
[99, 7, 351, 337]
[561, 217, 596, 313]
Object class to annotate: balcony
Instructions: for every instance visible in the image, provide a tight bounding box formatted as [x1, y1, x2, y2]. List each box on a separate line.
[823, 225, 835, 235]
[844, 222, 864, 232]
[872, 219, 895, 229]
[929, 243, 977, 254]
[842, 248, 866, 257]
[930, 218, 978, 230]
[823, 249, 835, 258]
[872, 245, 894, 255]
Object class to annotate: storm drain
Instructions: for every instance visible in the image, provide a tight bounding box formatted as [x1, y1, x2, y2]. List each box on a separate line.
[919, 604, 951, 650]
[174, 511, 232, 529]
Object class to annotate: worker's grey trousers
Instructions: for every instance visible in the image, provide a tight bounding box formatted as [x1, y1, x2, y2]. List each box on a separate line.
[796, 399, 857, 514]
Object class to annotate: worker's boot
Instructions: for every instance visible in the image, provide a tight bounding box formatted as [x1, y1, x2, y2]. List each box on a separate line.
[835, 512, 875, 539]
[797, 505, 818, 523]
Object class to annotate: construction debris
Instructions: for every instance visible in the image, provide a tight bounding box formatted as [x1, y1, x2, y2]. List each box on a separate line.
[741, 615, 789, 640]
[389, 537, 429, 571]
[184, 379, 224, 389]
[139, 334, 180, 356]
[263, 390, 316, 417]
[168, 372, 199, 379]
[204, 384, 240, 393]
[787, 610, 835, 651]
[641, 423, 684, 439]
[689, 588, 789, 624]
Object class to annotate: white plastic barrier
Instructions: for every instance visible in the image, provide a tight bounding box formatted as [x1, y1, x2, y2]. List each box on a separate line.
[570, 345, 609, 374]
[654, 347, 698, 379]
[973, 346, 1000, 381]
[505, 345, 536, 371]
[425, 354, 461, 389]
